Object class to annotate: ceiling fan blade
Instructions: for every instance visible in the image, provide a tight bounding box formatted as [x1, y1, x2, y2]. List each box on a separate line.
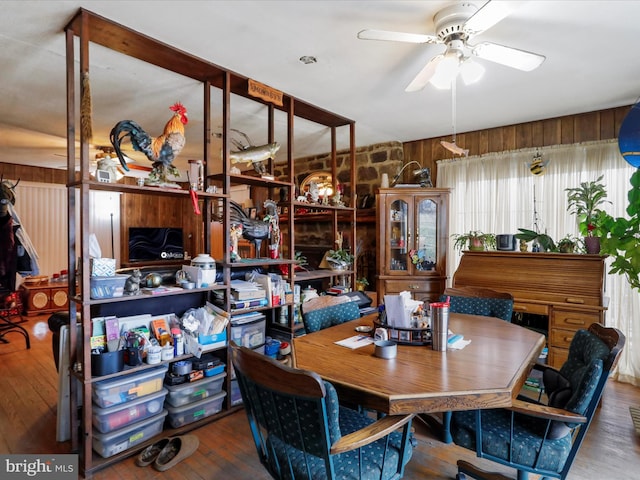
[472, 41, 545, 71]
[405, 55, 443, 92]
[463, 0, 528, 36]
[357, 29, 439, 44]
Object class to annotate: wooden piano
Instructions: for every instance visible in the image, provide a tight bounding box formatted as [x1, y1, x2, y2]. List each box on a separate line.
[452, 251, 607, 368]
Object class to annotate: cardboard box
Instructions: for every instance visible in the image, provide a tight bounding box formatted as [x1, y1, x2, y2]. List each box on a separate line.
[90, 258, 116, 277]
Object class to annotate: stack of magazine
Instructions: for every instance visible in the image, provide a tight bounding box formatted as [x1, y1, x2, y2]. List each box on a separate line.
[226, 279, 268, 310]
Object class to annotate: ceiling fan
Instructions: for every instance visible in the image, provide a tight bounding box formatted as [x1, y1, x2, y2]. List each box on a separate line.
[358, 1, 545, 91]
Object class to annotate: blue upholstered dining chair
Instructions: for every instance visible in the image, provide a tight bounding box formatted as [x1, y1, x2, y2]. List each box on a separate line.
[438, 286, 515, 443]
[302, 299, 361, 334]
[450, 323, 625, 480]
[229, 341, 415, 480]
[440, 286, 514, 322]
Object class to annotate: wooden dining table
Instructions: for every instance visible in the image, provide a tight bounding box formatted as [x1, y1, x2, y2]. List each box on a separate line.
[293, 313, 546, 415]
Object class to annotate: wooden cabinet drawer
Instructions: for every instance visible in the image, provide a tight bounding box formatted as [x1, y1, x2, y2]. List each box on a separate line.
[382, 279, 445, 304]
[550, 328, 577, 350]
[513, 302, 549, 316]
[551, 309, 601, 330]
[19, 283, 70, 316]
[548, 346, 569, 369]
[50, 287, 69, 309]
[384, 280, 435, 293]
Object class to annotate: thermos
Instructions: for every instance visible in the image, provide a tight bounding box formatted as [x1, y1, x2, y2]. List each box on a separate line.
[430, 301, 449, 352]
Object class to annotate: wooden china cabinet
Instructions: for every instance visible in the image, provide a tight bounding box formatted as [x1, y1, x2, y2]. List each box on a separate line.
[376, 188, 450, 304]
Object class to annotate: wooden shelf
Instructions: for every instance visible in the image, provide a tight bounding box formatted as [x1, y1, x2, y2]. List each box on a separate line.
[209, 173, 291, 189]
[294, 269, 354, 282]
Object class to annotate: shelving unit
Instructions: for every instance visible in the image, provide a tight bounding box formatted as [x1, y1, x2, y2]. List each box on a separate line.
[65, 8, 355, 475]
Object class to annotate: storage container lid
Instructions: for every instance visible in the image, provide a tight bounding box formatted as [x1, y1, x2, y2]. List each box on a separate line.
[191, 253, 215, 269]
[93, 364, 168, 391]
[92, 388, 167, 416]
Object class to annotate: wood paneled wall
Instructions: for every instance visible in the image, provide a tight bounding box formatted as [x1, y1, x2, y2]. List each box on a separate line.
[403, 105, 631, 185]
[0, 162, 66, 184]
[120, 192, 204, 265]
[1, 105, 632, 263]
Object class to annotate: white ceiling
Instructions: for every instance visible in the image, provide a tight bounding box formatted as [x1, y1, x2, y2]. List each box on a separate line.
[1, 0, 639, 173]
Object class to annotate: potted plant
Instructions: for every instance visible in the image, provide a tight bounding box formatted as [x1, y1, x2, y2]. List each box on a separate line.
[565, 175, 611, 254]
[452, 231, 496, 253]
[599, 169, 640, 291]
[355, 277, 369, 291]
[514, 228, 556, 252]
[325, 248, 355, 270]
[557, 234, 581, 253]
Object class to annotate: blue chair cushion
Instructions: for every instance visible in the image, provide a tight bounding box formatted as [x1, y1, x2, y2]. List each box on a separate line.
[559, 329, 609, 416]
[270, 393, 412, 480]
[303, 301, 361, 333]
[452, 408, 573, 473]
[440, 295, 513, 322]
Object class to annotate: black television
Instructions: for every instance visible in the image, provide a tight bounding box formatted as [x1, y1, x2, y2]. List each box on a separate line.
[128, 227, 184, 262]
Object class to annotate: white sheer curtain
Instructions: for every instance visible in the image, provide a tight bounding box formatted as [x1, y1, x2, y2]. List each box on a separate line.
[437, 139, 639, 385]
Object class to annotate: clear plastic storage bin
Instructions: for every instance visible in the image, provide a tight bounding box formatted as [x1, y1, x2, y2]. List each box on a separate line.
[230, 318, 265, 349]
[165, 372, 226, 407]
[92, 388, 168, 433]
[92, 410, 167, 458]
[92, 365, 168, 408]
[89, 274, 128, 299]
[166, 391, 226, 428]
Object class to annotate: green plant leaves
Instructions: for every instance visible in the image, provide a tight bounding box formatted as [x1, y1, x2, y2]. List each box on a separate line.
[599, 169, 640, 291]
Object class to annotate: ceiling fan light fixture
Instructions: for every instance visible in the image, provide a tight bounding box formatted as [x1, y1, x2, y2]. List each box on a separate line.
[460, 58, 485, 85]
[429, 49, 461, 89]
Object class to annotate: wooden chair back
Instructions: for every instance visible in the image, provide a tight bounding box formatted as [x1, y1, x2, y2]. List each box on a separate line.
[230, 341, 415, 480]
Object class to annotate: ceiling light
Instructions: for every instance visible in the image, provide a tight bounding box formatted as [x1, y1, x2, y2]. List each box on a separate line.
[429, 48, 462, 89]
[459, 58, 485, 85]
[429, 54, 484, 89]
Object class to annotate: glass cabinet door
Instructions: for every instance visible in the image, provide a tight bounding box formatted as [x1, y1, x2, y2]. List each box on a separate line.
[388, 199, 408, 272]
[413, 198, 437, 272]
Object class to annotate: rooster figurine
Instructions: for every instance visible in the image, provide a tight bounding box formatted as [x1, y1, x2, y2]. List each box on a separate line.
[229, 201, 270, 258]
[110, 103, 188, 185]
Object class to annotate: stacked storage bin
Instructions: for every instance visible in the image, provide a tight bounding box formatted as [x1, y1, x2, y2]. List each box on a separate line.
[228, 312, 266, 405]
[91, 365, 169, 458]
[165, 356, 227, 428]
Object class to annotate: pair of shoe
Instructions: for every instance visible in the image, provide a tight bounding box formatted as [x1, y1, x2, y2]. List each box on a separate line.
[135, 435, 199, 471]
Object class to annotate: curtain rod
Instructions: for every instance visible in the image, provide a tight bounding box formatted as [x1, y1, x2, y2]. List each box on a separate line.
[437, 138, 618, 165]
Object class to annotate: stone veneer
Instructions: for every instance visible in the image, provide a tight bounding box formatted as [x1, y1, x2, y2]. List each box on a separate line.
[274, 140, 404, 207]
[273, 141, 404, 285]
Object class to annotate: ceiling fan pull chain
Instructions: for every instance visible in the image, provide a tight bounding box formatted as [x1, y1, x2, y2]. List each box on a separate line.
[451, 77, 457, 143]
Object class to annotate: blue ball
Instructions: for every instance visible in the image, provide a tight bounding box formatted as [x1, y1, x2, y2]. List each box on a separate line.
[619, 103, 640, 168]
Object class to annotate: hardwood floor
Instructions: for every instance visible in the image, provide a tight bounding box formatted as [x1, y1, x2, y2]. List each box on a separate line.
[2, 314, 639, 479]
